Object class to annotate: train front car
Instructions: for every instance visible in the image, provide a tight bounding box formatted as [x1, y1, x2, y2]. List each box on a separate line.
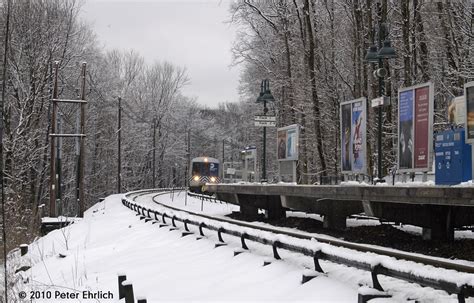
[189, 157, 220, 193]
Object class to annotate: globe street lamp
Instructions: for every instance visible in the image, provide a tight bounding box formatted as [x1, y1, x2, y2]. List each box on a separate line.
[256, 79, 275, 182]
[365, 4, 396, 183]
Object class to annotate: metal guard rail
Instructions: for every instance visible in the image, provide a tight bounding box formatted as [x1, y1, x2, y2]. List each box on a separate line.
[187, 191, 223, 203]
[122, 191, 474, 303]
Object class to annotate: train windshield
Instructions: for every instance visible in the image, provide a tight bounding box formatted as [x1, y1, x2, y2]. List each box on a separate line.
[192, 162, 219, 177]
[209, 162, 219, 176]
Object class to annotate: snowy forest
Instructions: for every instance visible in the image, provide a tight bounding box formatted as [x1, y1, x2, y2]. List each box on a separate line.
[1, 0, 474, 250]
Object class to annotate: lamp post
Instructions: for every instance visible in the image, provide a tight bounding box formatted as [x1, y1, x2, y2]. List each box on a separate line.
[365, 3, 396, 183]
[256, 79, 275, 182]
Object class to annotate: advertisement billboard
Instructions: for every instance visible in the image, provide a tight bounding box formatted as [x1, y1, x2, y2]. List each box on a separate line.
[341, 103, 352, 171]
[448, 96, 465, 126]
[397, 82, 433, 172]
[340, 98, 367, 174]
[414, 86, 430, 169]
[465, 82, 474, 143]
[277, 124, 299, 161]
[398, 89, 414, 170]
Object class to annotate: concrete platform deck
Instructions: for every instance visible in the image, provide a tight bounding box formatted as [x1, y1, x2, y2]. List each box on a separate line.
[204, 184, 474, 241]
[205, 184, 474, 206]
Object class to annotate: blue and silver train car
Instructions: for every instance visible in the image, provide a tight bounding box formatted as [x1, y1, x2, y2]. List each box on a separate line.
[189, 157, 220, 193]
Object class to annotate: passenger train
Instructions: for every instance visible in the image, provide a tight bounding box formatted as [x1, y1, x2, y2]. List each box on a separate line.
[189, 156, 220, 193]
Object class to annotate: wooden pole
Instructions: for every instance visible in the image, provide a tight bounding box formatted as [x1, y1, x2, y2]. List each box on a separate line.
[185, 128, 190, 205]
[222, 139, 225, 180]
[49, 61, 59, 217]
[152, 118, 156, 188]
[75, 99, 80, 207]
[78, 62, 86, 217]
[118, 97, 122, 193]
[56, 113, 62, 215]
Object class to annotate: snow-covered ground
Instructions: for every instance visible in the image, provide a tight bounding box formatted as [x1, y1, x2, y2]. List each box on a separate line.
[9, 192, 473, 302]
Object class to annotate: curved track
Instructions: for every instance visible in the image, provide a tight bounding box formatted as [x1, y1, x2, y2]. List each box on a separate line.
[124, 189, 474, 302]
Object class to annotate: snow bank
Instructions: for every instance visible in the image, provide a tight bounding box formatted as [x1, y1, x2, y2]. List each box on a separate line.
[13, 194, 357, 302]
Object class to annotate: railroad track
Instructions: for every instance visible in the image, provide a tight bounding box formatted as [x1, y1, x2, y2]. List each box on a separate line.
[123, 189, 474, 302]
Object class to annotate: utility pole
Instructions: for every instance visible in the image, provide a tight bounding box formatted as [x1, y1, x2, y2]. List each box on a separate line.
[78, 62, 86, 217]
[117, 97, 122, 193]
[172, 164, 176, 187]
[152, 117, 156, 188]
[50, 63, 87, 218]
[222, 139, 225, 179]
[56, 114, 62, 215]
[187, 128, 191, 171]
[49, 61, 59, 217]
[75, 108, 80, 209]
[185, 128, 190, 205]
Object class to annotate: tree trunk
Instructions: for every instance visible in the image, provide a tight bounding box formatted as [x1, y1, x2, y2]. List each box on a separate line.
[401, 0, 412, 86]
[303, 0, 327, 177]
[414, 0, 429, 82]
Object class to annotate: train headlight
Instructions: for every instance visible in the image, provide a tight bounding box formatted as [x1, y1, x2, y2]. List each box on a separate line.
[210, 177, 216, 182]
[193, 176, 200, 181]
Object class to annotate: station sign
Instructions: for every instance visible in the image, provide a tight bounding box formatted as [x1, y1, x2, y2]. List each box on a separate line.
[254, 115, 276, 127]
[371, 96, 389, 108]
[254, 121, 276, 127]
[254, 115, 276, 122]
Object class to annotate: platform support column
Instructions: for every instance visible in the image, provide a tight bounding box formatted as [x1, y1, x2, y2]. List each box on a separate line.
[319, 199, 348, 230]
[265, 196, 286, 220]
[323, 212, 347, 230]
[422, 206, 454, 241]
[240, 204, 259, 220]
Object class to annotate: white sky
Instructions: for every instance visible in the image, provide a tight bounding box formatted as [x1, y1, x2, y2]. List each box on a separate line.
[80, 0, 241, 108]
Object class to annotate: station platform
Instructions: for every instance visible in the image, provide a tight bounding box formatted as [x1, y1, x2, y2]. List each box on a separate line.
[205, 184, 474, 241]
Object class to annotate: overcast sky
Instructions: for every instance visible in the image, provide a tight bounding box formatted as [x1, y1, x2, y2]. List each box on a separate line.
[80, 0, 241, 108]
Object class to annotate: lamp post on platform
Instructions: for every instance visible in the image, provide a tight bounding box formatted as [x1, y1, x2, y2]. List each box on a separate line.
[256, 79, 275, 182]
[365, 2, 396, 183]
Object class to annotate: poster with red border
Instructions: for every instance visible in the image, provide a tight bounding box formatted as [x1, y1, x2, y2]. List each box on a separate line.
[397, 82, 433, 172]
[414, 86, 430, 168]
